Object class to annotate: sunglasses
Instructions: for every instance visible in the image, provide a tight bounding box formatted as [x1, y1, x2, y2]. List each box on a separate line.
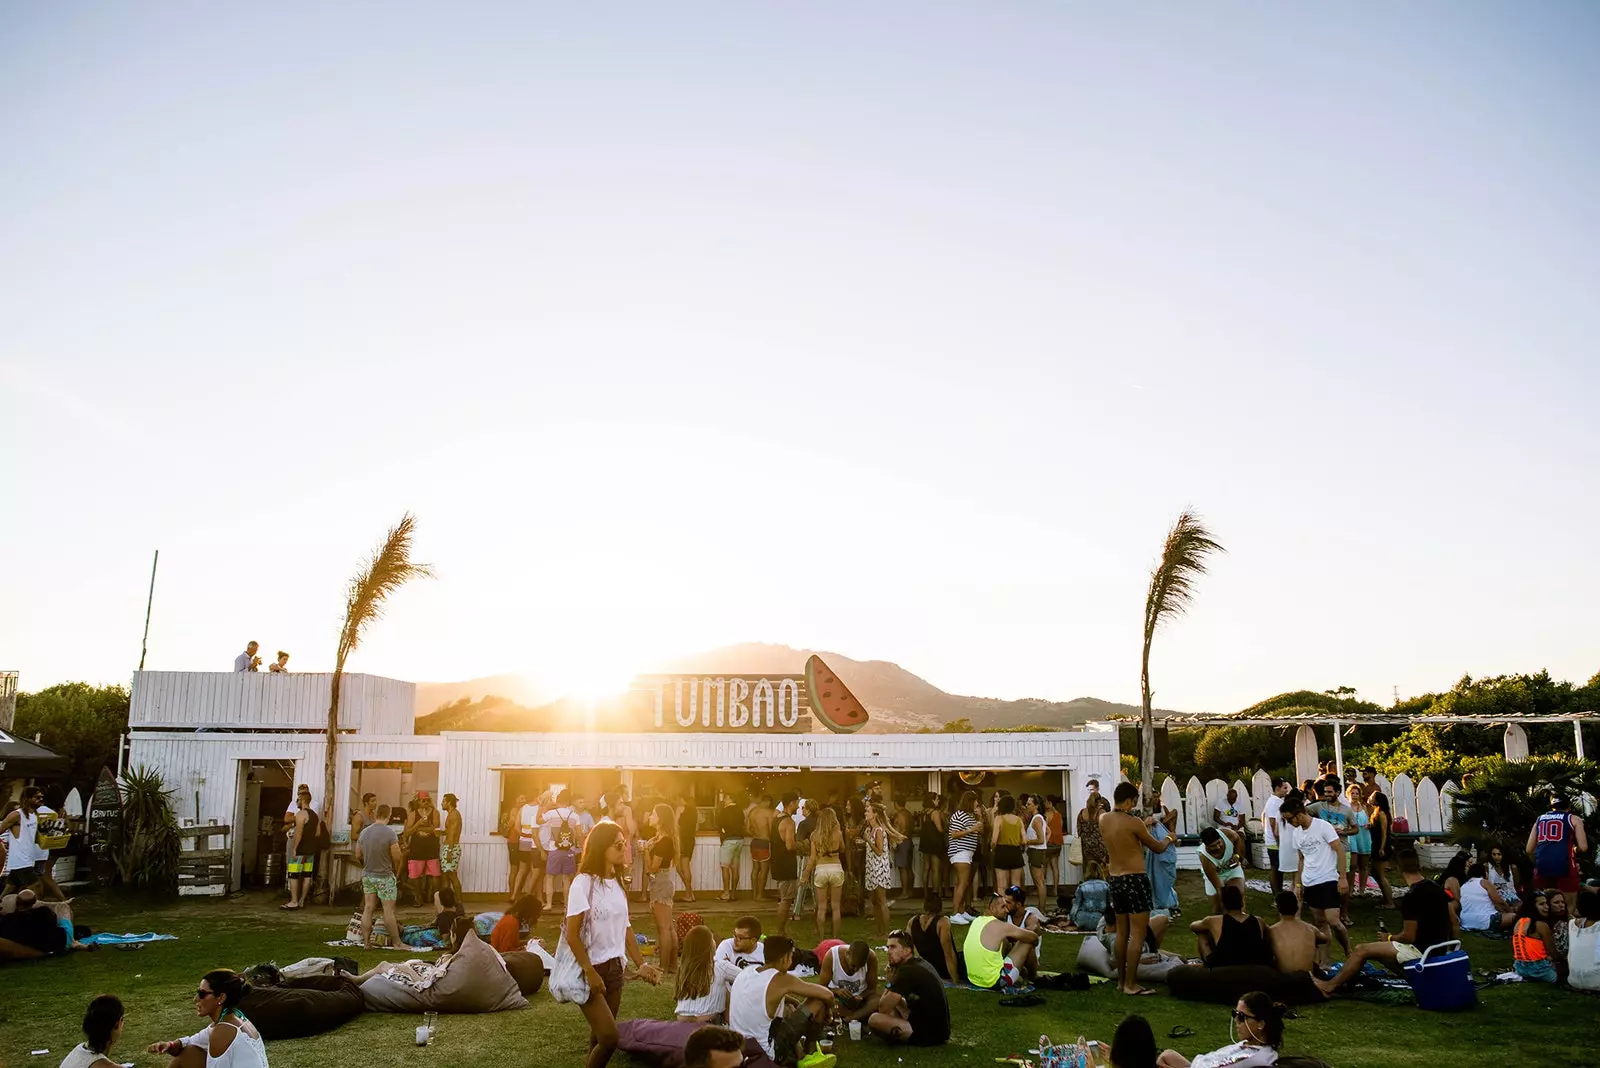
[1231, 1011, 1258, 1023]
[195, 989, 217, 1000]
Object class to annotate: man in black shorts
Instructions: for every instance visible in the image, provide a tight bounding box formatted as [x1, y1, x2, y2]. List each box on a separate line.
[1280, 789, 1350, 969]
[1098, 782, 1171, 995]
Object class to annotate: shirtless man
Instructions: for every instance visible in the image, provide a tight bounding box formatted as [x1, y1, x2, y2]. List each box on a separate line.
[748, 795, 775, 902]
[1098, 781, 1171, 995]
[441, 792, 463, 902]
[1266, 890, 1327, 977]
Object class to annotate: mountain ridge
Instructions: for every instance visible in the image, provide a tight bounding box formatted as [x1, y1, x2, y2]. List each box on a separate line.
[415, 642, 1186, 733]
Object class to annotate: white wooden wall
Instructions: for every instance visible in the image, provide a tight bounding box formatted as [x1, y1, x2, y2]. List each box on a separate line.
[130, 671, 415, 734]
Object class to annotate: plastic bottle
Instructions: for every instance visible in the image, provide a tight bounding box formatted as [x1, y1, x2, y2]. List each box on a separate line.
[1377, 915, 1389, 938]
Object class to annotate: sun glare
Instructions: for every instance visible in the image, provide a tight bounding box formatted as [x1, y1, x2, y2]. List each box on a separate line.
[548, 655, 638, 701]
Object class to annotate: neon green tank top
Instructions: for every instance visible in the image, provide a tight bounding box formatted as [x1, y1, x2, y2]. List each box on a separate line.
[963, 915, 1003, 989]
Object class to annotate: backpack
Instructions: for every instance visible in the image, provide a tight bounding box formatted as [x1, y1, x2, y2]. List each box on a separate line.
[554, 811, 577, 851]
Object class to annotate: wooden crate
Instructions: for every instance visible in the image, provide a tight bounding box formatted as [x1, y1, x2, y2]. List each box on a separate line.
[177, 824, 232, 897]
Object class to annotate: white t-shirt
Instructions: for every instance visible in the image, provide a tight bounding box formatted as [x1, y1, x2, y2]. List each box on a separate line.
[826, 943, 869, 995]
[1261, 796, 1283, 847]
[565, 873, 631, 965]
[1216, 803, 1244, 828]
[1291, 817, 1340, 887]
[1191, 1041, 1278, 1068]
[715, 936, 766, 971]
[518, 804, 541, 845]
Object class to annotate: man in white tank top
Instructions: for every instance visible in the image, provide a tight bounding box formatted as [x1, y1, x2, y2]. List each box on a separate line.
[728, 935, 837, 1067]
[2, 786, 46, 896]
[819, 940, 880, 1022]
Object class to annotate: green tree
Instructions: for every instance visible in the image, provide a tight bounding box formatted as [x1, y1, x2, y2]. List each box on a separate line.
[1140, 510, 1224, 802]
[324, 513, 432, 899]
[940, 718, 975, 733]
[14, 682, 130, 799]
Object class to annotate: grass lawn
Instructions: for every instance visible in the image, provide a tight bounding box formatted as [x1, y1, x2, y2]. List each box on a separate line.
[3, 872, 1594, 1067]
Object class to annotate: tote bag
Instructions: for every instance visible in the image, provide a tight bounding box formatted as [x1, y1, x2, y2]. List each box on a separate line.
[548, 877, 596, 1005]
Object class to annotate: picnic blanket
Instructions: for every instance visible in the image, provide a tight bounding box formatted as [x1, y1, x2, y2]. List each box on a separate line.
[80, 932, 178, 946]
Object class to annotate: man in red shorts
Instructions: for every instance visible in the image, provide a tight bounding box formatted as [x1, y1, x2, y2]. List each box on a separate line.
[1527, 795, 1588, 914]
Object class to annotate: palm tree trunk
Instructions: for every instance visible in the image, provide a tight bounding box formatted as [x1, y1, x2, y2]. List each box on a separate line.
[1140, 636, 1155, 804]
[322, 653, 344, 904]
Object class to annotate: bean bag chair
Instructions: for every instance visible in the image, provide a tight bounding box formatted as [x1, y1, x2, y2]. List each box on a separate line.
[360, 931, 528, 1014]
[674, 911, 703, 945]
[501, 951, 545, 996]
[1165, 964, 1324, 1006]
[1075, 935, 1183, 983]
[242, 976, 366, 1040]
[618, 1019, 778, 1068]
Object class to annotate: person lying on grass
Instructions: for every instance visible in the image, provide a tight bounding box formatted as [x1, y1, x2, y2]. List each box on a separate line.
[1157, 991, 1286, 1068]
[1314, 846, 1456, 997]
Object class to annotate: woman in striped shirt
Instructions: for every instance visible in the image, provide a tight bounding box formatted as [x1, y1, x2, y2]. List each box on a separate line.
[946, 791, 981, 924]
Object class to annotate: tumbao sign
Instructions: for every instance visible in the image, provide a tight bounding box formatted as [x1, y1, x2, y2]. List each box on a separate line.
[635, 675, 811, 733]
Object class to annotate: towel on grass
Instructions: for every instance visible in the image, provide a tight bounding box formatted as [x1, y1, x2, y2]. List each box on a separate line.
[80, 932, 178, 946]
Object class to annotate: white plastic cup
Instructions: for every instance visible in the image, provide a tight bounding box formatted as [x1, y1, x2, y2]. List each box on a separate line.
[414, 1025, 429, 1047]
[849, 1021, 862, 1041]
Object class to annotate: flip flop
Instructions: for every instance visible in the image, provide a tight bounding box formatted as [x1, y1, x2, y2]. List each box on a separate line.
[279, 903, 298, 911]
[1167, 1026, 1196, 1039]
[997, 993, 1045, 1008]
[1122, 986, 1157, 996]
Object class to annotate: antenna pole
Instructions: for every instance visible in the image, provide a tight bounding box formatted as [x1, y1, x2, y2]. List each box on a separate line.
[138, 550, 159, 672]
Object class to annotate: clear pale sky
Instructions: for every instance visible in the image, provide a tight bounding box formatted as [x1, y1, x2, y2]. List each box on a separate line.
[3, 3, 1596, 712]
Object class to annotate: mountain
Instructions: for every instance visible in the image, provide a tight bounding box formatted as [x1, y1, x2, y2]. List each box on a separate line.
[414, 642, 1184, 733]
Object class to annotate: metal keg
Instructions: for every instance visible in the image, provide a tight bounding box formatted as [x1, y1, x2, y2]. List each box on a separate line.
[261, 852, 284, 887]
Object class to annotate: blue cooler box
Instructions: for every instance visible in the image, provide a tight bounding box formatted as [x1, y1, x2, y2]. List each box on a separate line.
[1404, 940, 1476, 1011]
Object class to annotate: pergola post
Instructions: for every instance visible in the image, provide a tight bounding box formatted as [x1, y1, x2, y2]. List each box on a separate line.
[1333, 721, 1344, 782]
[1577, 720, 1588, 762]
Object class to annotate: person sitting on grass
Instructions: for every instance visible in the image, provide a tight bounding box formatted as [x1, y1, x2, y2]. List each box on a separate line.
[908, 889, 961, 982]
[1511, 890, 1559, 984]
[727, 935, 837, 1068]
[1265, 892, 1326, 978]
[1198, 827, 1247, 917]
[490, 894, 543, 953]
[148, 969, 268, 1068]
[1314, 847, 1455, 996]
[1108, 1014, 1159, 1068]
[819, 939, 879, 1022]
[676, 925, 742, 1023]
[683, 1024, 748, 1068]
[433, 886, 466, 938]
[866, 929, 950, 1047]
[962, 894, 1041, 994]
[1157, 991, 1286, 1068]
[715, 915, 766, 971]
[60, 994, 124, 1068]
[1457, 861, 1517, 934]
[997, 885, 1047, 979]
[1191, 885, 1272, 969]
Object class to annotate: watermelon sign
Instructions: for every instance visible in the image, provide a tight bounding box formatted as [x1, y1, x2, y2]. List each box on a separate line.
[805, 655, 870, 734]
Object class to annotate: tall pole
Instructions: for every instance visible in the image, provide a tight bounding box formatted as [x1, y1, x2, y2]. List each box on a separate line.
[138, 550, 159, 671]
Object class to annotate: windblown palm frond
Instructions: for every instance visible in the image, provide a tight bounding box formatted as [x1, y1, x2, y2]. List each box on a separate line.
[1140, 509, 1224, 799]
[336, 512, 436, 663]
[1143, 510, 1226, 643]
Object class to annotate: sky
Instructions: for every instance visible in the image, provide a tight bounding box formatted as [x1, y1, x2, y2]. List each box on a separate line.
[2, 3, 1597, 713]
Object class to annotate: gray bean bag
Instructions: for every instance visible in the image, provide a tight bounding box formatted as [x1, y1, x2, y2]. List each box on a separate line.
[1075, 934, 1184, 983]
[359, 931, 528, 1014]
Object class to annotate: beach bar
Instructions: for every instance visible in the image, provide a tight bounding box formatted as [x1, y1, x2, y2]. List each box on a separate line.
[126, 670, 1123, 896]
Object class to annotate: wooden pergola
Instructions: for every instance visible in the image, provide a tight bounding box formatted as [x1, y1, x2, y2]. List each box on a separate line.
[1158, 710, 1599, 784]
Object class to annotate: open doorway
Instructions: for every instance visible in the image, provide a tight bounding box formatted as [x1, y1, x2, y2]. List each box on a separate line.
[233, 760, 294, 890]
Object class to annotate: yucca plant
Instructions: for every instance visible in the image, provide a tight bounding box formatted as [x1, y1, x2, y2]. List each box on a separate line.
[114, 764, 180, 891]
[1449, 757, 1600, 881]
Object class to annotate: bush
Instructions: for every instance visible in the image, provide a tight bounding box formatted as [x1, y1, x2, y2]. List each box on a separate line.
[115, 765, 181, 892]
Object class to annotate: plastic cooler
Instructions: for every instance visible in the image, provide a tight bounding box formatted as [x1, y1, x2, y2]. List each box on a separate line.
[1404, 940, 1476, 1011]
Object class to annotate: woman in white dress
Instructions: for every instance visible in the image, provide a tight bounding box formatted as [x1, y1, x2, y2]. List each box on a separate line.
[147, 970, 268, 1068]
[59, 995, 124, 1068]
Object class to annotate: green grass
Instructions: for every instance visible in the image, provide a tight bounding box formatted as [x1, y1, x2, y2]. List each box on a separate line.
[3, 874, 1595, 1067]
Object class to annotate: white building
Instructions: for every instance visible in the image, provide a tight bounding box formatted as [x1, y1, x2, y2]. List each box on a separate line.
[128, 669, 1121, 895]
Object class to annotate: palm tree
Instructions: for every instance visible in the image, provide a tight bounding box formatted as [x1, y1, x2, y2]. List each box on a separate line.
[322, 513, 433, 898]
[1140, 510, 1224, 802]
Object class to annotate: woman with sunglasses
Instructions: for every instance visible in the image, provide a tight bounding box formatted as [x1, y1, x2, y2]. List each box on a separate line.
[1156, 990, 1285, 1067]
[551, 820, 662, 1068]
[147, 970, 268, 1067]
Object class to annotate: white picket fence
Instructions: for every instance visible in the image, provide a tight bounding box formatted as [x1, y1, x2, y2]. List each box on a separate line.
[1127, 769, 1460, 839]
